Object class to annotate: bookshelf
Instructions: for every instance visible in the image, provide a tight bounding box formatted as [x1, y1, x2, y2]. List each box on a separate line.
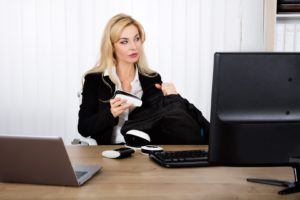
[264, 0, 300, 51]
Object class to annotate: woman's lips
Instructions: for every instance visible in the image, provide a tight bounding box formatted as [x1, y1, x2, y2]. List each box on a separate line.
[129, 53, 138, 58]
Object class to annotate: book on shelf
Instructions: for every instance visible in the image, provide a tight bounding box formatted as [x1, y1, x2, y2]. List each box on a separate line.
[285, 23, 295, 51]
[275, 23, 285, 51]
[278, 4, 300, 13]
[278, 0, 300, 13]
[295, 24, 300, 51]
[275, 23, 300, 51]
[278, 0, 300, 4]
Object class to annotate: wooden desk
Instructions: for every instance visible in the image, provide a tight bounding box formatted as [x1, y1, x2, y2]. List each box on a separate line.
[0, 145, 299, 200]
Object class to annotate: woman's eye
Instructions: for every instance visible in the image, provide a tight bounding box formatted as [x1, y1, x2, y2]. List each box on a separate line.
[135, 37, 140, 41]
[120, 40, 128, 44]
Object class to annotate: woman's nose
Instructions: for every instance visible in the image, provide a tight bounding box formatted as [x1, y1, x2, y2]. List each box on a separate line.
[129, 41, 137, 50]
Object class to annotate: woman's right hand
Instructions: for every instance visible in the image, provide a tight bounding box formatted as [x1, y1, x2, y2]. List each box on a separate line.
[110, 97, 132, 118]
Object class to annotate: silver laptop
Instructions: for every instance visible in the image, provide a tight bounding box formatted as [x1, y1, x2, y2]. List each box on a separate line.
[0, 135, 101, 186]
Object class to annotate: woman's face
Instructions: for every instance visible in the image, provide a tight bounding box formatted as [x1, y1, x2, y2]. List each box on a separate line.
[114, 25, 142, 65]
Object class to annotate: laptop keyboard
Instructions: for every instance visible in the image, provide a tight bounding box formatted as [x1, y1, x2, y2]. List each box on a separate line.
[75, 171, 88, 179]
[149, 150, 209, 168]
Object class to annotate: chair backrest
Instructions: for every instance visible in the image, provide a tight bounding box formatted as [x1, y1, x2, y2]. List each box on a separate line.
[77, 90, 82, 105]
[73, 90, 97, 145]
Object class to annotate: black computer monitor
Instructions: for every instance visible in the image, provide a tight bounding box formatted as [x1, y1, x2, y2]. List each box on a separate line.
[209, 52, 300, 166]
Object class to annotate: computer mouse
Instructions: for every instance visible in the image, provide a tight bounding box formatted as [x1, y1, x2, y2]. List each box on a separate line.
[141, 145, 163, 155]
[124, 130, 150, 148]
[102, 147, 135, 159]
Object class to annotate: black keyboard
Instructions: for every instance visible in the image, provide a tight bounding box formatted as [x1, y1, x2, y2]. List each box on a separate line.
[149, 150, 209, 168]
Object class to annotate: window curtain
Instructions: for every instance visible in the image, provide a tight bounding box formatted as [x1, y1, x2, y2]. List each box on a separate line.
[0, 0, 264, 143]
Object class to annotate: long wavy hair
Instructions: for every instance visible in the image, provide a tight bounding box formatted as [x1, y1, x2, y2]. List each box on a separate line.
[85, 13, 156, 85]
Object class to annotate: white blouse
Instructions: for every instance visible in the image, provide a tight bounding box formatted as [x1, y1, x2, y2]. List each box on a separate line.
[104, 66, 143, 144]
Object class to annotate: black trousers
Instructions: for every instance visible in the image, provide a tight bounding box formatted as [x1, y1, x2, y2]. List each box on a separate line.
[121, 95, 208, 144]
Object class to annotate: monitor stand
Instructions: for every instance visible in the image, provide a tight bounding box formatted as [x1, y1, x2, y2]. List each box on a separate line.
[247, 157, 300, 195]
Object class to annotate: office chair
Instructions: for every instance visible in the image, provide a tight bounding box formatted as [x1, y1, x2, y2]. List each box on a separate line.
[72, 90, 97, 146]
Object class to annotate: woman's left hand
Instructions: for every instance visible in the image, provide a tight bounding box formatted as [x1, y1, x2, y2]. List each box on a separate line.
[155, 82, 178, 96]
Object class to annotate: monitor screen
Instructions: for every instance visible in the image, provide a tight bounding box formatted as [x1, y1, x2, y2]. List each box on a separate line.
[209, 52, 300, 166]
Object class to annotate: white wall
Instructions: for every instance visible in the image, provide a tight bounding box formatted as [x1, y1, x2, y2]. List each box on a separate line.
[0, 0, 265, 144]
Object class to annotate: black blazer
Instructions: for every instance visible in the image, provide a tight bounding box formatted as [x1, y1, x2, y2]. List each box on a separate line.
[78, 72, 163, 144]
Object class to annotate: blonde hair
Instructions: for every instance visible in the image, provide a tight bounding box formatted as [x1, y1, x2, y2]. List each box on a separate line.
[85, 13, 156, 81]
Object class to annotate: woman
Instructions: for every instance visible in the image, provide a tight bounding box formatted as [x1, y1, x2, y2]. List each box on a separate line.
[78, 13, 209, 145]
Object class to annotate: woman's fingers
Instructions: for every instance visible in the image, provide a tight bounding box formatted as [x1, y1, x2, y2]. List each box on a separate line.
[155, 83, 162, 90]
[110, 98, 132, 117]
[155, 82, 178, 96]
[110, 97, 121, 106]
[111, 98, 125, 107]
[112, 103, 132, 117]
[114, 102, 131, 112]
